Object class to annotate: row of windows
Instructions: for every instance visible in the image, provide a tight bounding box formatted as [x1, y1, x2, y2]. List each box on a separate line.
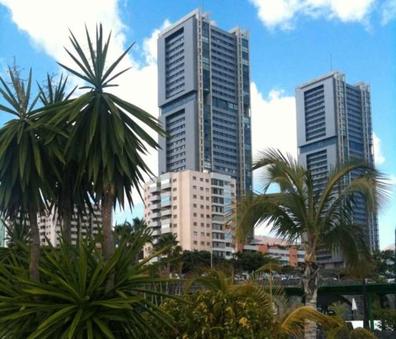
[166, 49, 184, 62]
[166, 62, 184, 74]
[167, 151, 185, 161]
[166, 69, 184, 83]
[212, 75, 235, 89]
[165, 42, 184, 56]
[212, 67, 236, 82]
[211, 61, 235, 75]
[211, 55, 236, 70]
[167, 145, 185, 155]
[212, 81, 236, 95]
[213, 89, 236, 101]
[166, 56, 184, 69]
[167, 76, 184, 89]
[166, 83, 185, 97]
[166, 123, 185, 134]
[211, 45, 235, 61]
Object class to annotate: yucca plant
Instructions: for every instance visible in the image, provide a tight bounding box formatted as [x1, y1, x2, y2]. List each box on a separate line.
[0, 66, 60, 281]
[37, 74, 92, 245]
[46, 25, 164, 262]
[0, 228, 175, 338]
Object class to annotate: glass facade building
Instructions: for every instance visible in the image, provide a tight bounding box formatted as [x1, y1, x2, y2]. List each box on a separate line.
[296, 72, 378, 266]
[157, 10, 252, 196]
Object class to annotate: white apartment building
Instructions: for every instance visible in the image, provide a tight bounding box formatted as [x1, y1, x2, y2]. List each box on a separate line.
[38, 206, 102, 246]
[144, 170, 236, 258]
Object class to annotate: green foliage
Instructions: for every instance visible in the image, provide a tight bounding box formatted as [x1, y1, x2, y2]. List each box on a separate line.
[232, 251, 278, 273]
[0, 230, 174, 338]
[374, 307, 396, 331]
[0, 65, 57, 218]
[149, 270, 339, 339]
[156, 271, 274, 338]
[48, 24, 164, 208]
[350, 327, 377, 339]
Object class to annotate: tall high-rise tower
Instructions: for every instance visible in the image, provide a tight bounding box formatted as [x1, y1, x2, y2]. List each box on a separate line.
[296, 71, 378, 265]
[157, 10, 252, 196]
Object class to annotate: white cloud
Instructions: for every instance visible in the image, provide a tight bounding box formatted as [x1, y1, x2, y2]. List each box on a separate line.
[250, 83, 297, 191]
[0, 0, 171, 208]
[251, 83, 297, 158]
[373, 132, 386, 166]
[381, 0, 396, 25]
[250, 0, 376, 29]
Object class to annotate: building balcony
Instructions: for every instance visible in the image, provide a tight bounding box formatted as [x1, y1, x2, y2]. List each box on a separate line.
[151, 229, 161, 236]
[150, 203, 161, 210]
[149, 194, 161, 203]
[151, 211, 161, 219]
[160, 209, 172, 217]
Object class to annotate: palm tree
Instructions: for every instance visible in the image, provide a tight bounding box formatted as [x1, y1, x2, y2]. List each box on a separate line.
[237, 149, 386, 338]
[47, 25, 164, 261]
[37, 74, 82, 245]
[154, 233, 183, 276]
[0, 66, 59, 281]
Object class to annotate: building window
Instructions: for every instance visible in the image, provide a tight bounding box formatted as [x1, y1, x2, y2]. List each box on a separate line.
[173, 214, 177, 218]
[200, 178, 203, 182]
[200, 187, 203, 191]
[173, 187, 177, 191]
[206, 233, 210, 237]
[193, 176, 196, 180]
[193, 222, 197, 226]
[193, 241, 197, 245]
[201, 223, 204, 227]
[193, 203, 197, 208]
[201, 205, 204, 209]
[173, 206, 177, 209]
[207, 242, 211, 246]
[193, 194, 197, 199]
[200, 214, 204, 218]
[193, 213, 197, 217]
[173, 197, 177, 200]
[200, 196, 204, 200]
[172, 178, 177, 182]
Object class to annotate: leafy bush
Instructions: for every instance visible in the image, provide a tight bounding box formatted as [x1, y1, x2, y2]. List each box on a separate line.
[150, 271, 339, 339]
[0, 230, 174, 338]
[350, 327, 377, 339]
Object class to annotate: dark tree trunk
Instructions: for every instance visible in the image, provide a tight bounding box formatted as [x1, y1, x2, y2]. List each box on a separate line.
[62, 196, 72, 245]
[303, 253, 319, 339]
[102, 185, 115, 261]
[28, 209, 40, 282]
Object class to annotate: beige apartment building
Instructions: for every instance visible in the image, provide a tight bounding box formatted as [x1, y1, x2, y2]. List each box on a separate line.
[144, 170, 236, 258]
[38, 206, 102, 246]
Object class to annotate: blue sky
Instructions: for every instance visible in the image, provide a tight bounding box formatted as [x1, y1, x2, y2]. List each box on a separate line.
[0, 0, 395, 248]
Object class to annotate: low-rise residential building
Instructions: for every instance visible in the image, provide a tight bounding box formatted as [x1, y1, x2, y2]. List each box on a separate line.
[243, 236, 305, 267]
[144, 170, 236, 258]
[38, 206, 102, 246]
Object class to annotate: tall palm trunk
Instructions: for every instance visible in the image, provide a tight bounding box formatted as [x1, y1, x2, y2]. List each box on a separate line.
[28, 209, 40, 282]
[303, 250, 319, 339]
[102, 184, 115, 260]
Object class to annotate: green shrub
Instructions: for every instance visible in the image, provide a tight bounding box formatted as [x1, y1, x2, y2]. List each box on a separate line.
[0, 230, 173, 338]
[350, 327, 377, 339]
